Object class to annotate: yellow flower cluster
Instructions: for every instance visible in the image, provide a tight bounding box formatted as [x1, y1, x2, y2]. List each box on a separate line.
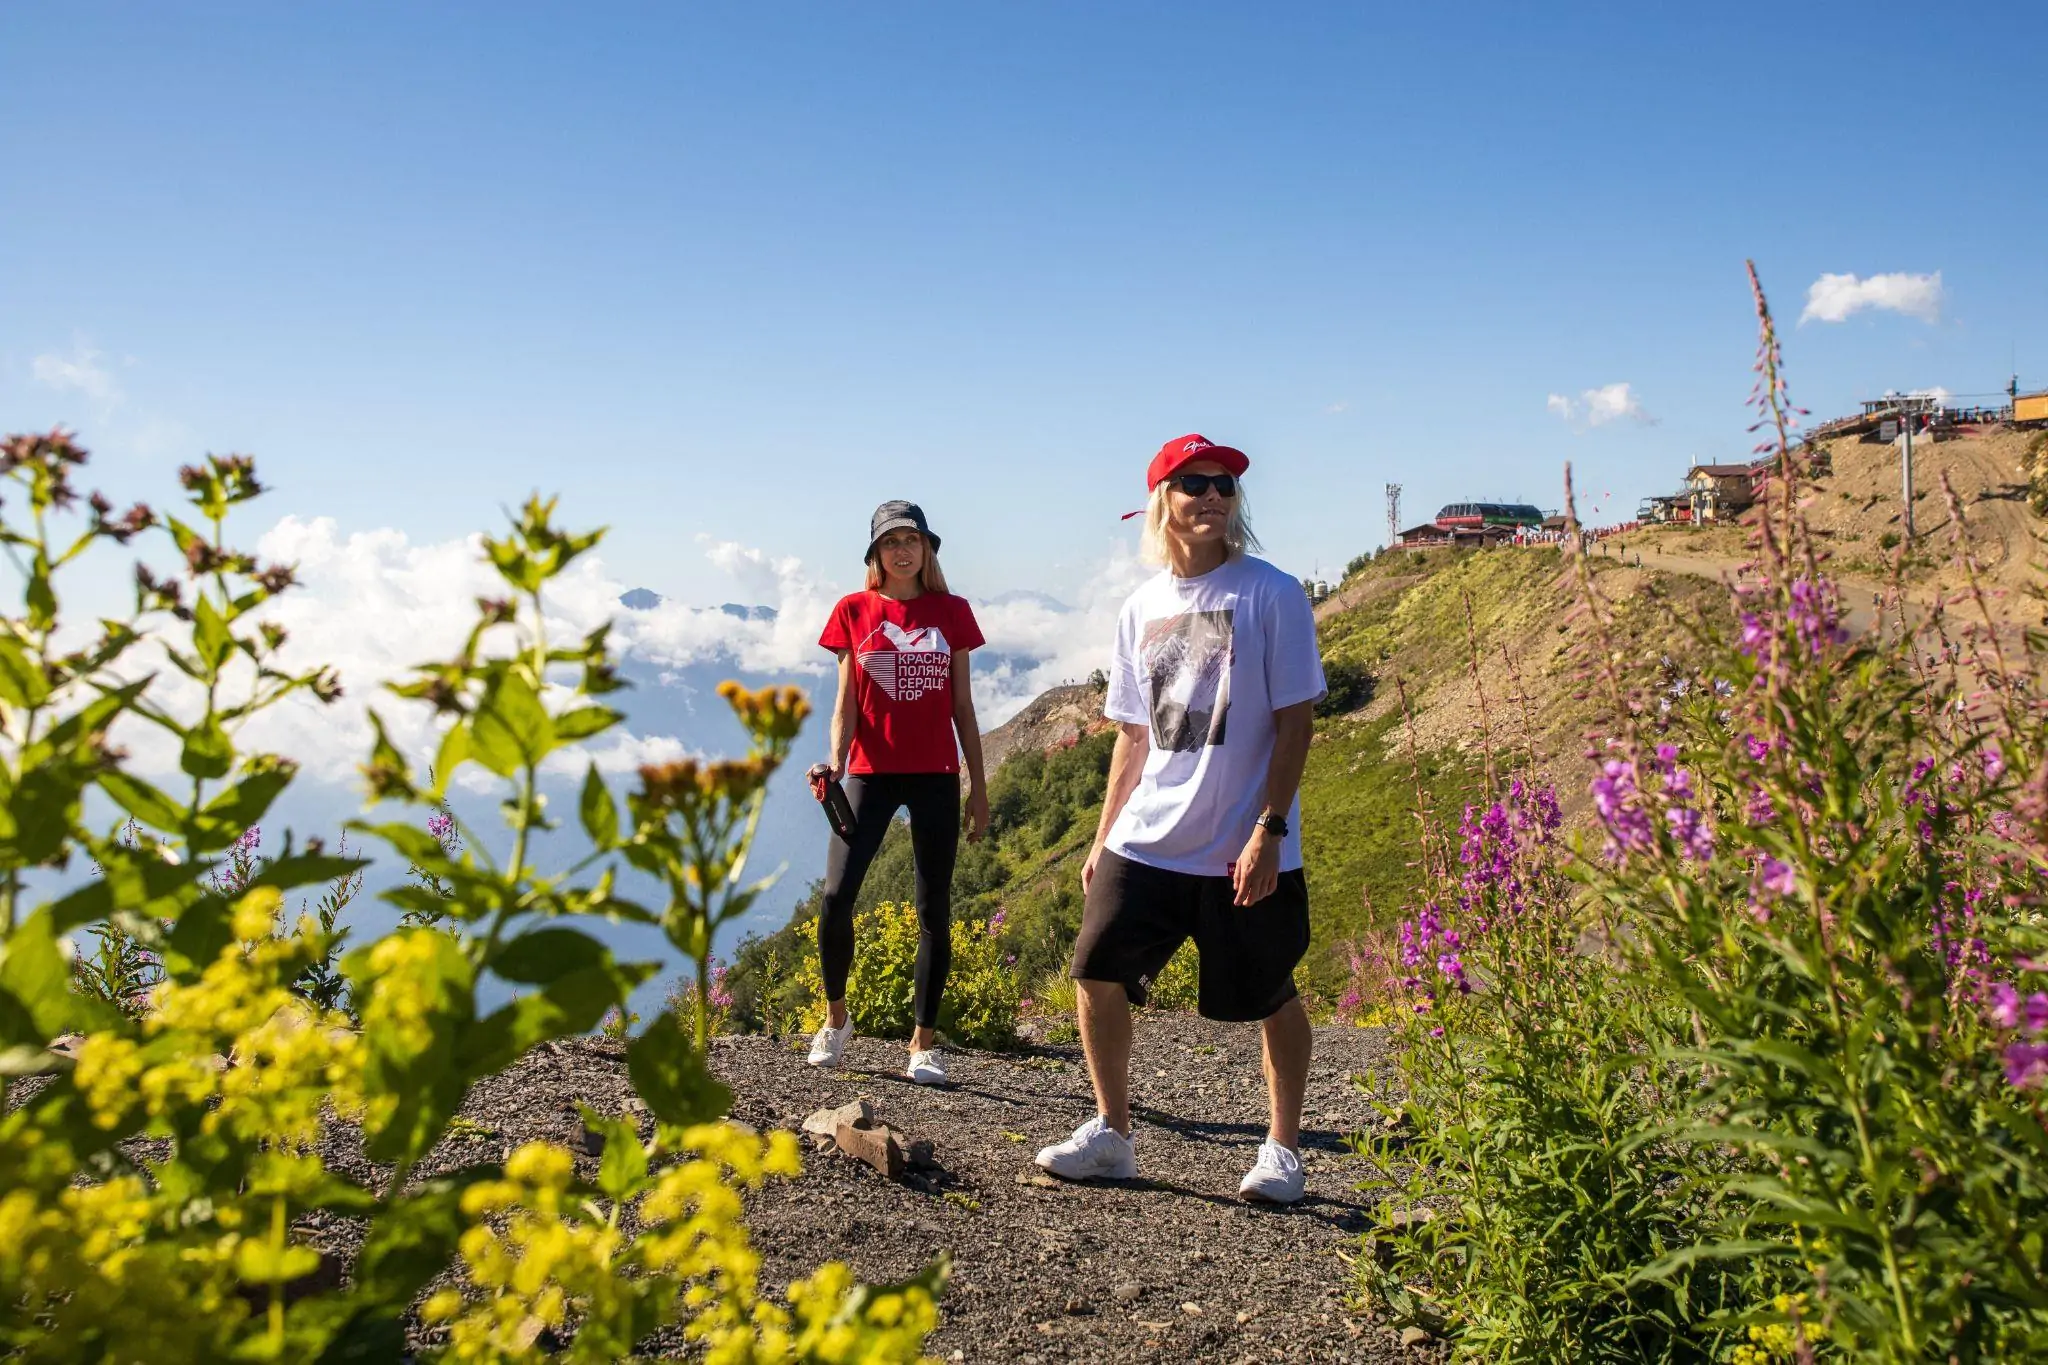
[1730, 1293, 1827, 1365]
[71, 889, 366, 1161]
[1, 888, 361, 1362]
[423, 1121, 937, 1365]
[718, 680, 811, 746]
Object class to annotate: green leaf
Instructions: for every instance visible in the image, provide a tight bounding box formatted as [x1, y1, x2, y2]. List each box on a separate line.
[193, 595, 233, 672]
[0, 633, 50, 708]
[8, 763, 86, 865]
[491, 927, 616, 985]
[0, 910, 113, 1044]
[579, 763, 618, 849]
[235, 1239, 322, 1286]
[626, 1009, 732, 1127]
[458, 957, 656, 1075]
[187, 760, 298, 852]
[1630, 1239, 1796, 1285]
[99, 771, 189, 832]
[469, 670, 552, 776]
[180, 715, 234, 780]
[553, 705, 621, 742]
[354, 820, 448, 867]
[579, 1103, 650, 1202]
[432, 723, 470, 795]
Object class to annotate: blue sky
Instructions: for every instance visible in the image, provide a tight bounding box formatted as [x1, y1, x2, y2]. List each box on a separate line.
[5, 3, 2043, 601]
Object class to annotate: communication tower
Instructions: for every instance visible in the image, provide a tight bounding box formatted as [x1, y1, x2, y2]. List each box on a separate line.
[1385, 483, 1402, 550]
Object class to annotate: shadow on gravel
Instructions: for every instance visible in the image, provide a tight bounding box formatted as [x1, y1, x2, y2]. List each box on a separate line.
[1132, 1106, 1360, 1153]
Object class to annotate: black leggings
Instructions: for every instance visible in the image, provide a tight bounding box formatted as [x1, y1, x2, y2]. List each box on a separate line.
[818, 772, 959, 1030]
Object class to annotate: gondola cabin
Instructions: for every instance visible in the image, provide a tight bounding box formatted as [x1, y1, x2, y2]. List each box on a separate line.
[1433, 502, 1545, 531]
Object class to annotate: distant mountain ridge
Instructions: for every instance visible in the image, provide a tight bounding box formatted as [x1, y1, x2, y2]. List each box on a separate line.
[615, 588, 777, 622]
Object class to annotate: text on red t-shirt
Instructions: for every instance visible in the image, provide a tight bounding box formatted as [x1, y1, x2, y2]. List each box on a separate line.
[817, 591, 985, 774]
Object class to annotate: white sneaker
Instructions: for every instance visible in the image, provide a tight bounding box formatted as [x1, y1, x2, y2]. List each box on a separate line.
[1238, 1138, 1306, 1204]
[1034, 1115, 1137, 1181]
[905, 1049, 947, 1086]
[807, 1018, 853, 1067]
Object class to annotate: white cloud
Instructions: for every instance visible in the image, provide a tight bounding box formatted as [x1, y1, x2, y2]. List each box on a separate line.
[1800, 271, 1943, 325]
[106, 517, 1149, 788]
[1546, 382, 1654, 427]
[1324, 401, 1350, 415]
[30, 339, 123, 407]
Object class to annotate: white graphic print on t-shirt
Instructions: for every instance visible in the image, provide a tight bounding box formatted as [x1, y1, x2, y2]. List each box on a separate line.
[1140, 608, 1233, 752]
[857, 622, 952, 702]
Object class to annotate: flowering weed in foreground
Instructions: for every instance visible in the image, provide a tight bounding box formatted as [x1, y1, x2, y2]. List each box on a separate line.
[1360, 268, 2048, 1363]
[0, 433, 942, 1362]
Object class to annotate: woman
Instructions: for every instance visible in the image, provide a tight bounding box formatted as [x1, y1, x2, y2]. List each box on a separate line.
[807, 500, 989, 1085]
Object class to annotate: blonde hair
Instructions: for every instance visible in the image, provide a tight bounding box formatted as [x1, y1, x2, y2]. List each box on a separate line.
[864, 534, 951, 595]
[1138, 479, 1261, 568]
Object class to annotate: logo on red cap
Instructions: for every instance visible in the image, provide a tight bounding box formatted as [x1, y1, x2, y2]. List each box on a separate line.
[1146, 433, 1249, 492]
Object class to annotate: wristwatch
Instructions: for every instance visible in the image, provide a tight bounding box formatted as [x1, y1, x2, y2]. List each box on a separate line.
[1254, 811, 1289, 838]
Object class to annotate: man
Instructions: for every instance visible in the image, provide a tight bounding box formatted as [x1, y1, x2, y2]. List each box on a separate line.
[1036, 434, 1325, 1203]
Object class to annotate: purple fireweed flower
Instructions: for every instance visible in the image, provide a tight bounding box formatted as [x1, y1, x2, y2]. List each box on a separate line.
[1988, 983, 2022, 1030]
[1666, 767, 1695, 801]
[1983, 746, 2006, 782]
[1667, 806, 1714, 862]
[1738, 614, 1771, 657]
[1654, 744, 1681, 774]
[987, 909, 1006, 936]
[2005, 1042, 2048, 1091]
[1748, 856, 1795, 921]
[1591, 759, 1654, 860]
[1744, 735, 1771, 762]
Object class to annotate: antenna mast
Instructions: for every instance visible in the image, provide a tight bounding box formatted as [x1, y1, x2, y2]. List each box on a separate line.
[1385, 482, 1402, 550]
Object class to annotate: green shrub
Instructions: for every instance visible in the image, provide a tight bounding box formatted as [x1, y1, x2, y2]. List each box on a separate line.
[1360, 269, 2048, 1361]
[0, 432, 941, 1363]
[794, 902, 1022, 1048]
[1315, 656, 1375, 717]
[1144, 941, 1201, 1012]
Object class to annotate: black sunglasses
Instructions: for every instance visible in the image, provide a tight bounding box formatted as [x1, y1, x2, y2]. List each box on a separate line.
[1169, 473, 1238, 499]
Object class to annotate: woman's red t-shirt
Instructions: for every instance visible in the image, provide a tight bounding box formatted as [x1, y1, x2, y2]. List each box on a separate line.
[818, 590, 984, 775]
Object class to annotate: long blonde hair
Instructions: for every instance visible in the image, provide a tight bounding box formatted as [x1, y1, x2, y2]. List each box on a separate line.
[865, 534, 951, 595]
[1138, 479, 1261, 568]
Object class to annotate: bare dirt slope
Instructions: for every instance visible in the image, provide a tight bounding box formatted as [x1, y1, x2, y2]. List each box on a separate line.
[981, 682, 1114, 772]
[1637, 429, 2045, 603]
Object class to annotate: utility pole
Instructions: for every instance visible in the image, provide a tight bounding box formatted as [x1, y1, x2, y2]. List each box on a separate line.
[1385, 483, 1402, 551]
[1901, 415, 1914, 540]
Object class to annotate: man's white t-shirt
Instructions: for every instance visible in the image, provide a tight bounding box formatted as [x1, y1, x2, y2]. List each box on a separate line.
[1103, 554, 1327, 877]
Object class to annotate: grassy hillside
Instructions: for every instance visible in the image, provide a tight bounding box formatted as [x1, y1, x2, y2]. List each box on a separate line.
[727, 544, 1734, 1020]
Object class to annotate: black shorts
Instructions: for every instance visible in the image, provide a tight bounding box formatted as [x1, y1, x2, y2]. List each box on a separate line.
[1070, 849, 1311, 1023]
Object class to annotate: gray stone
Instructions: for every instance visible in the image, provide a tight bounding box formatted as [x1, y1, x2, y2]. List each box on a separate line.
[1112, 1282, 1142, 1304]
[1400, 1325, 1431, 1348]
[803, 1098, 873, 1138]
[835, 1120, 904, 1179]
[571, 1117, 606, 1157]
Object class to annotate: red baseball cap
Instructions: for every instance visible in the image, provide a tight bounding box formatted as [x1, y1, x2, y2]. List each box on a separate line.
[1147, 433, 1249, 491]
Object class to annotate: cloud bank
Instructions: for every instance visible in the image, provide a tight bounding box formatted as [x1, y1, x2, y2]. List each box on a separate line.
[1800, 271, 1943, 325]
[116, 518, 1149, 787]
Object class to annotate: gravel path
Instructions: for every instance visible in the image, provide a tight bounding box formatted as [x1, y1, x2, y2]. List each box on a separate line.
[714, 1014, 1407, 1363]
